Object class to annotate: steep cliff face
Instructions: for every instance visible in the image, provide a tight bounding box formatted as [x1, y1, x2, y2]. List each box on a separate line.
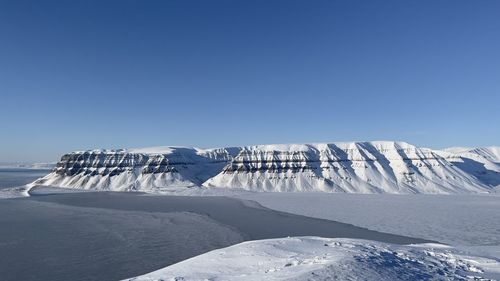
[33, 142, 499, 194]
[204, 142, 492, 194]
[34, 147, 240, 191]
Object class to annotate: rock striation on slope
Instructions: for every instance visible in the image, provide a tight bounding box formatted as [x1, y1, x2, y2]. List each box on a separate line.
[33, 142, 499, 194]
[33, 147, 241, 192]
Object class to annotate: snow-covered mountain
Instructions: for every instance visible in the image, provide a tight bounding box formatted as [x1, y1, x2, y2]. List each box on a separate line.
[205, 142, 497, 193]
[33, 147, 240, 192]
[32, 142, 500, 194]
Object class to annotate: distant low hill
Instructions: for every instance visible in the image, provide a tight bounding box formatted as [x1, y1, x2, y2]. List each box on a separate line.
[0, 162, 56, 169]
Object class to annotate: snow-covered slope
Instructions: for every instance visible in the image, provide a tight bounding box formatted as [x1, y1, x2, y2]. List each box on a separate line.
[125, 236, 500, 281]
[439, 147, 500, 189]
[445, 146, 500, 163]
[32, 142, 499, 194]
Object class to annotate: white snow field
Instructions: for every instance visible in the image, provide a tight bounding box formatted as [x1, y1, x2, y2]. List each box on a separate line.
[31, 141, 500, 194]
[238, 192, 500, 246]
[125, 237, 500, 281]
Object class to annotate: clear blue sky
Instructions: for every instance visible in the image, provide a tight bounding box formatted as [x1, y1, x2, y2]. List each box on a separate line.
[1, 0, 499, 162]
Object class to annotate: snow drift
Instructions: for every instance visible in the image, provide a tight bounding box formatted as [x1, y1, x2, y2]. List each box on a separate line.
[32, 141, 500, 194]
[124, 236, 500, 281]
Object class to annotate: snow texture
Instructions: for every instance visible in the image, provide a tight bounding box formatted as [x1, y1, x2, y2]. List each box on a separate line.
[125, 237, 500, 281]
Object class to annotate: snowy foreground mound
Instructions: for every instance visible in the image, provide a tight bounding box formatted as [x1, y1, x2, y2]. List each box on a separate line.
[32, 141, 500, 194]
[125, 237, 500, 281]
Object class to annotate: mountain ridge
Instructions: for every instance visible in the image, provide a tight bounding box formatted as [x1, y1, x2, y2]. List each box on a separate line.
[32, 141, 500, 194]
